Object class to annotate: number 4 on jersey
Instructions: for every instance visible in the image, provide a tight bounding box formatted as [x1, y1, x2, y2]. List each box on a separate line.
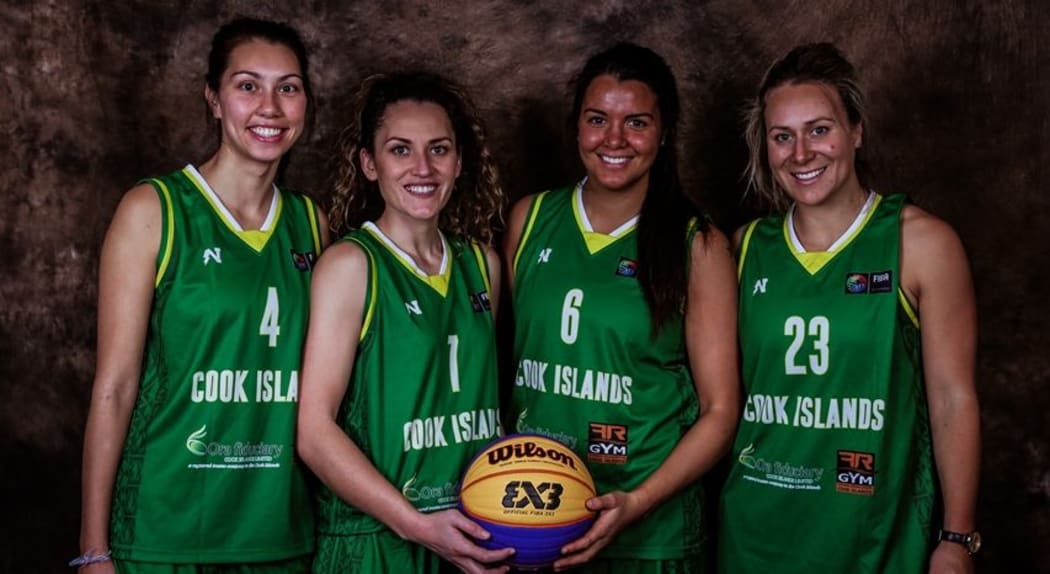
[259, 287, 281, 347]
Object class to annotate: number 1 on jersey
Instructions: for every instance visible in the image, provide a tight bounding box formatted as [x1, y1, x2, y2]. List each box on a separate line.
[259, 287, 281, 347]
[448, 334, 461, 392]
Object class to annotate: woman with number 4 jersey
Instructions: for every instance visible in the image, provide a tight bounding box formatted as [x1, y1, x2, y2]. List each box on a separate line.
[77, 18, 328, 574]
[505, 43, 740, 572]
[296, 73, 513, 574]
[718, 43, 981, 574]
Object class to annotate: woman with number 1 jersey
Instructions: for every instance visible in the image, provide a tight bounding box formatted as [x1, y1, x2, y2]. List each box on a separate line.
[718, 44, 981, 574]
[77, 19, 328, 573]
[504, 43, 740, 572]
[296, 73, 514, 574]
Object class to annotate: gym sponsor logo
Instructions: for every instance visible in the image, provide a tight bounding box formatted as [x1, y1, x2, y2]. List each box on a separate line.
[836, 450, 876, 495]
[587, 422, 628, 464]
[844, 270, 893, 294]
[401, 476, 458, 512]
[185, 425, 284, 470]
[290, 249, 317, 272]
[469, 290, 492, 313]
[615, 257, 638, 278]
[737, 443, 824, 491]
[515, 409, 578, 451]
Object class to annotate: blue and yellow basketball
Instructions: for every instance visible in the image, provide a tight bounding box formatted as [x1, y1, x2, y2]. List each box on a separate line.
[459, 434, 596, 569]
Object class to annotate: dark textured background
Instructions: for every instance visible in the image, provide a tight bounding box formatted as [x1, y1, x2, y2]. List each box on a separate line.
[2, 1, 1046, 572]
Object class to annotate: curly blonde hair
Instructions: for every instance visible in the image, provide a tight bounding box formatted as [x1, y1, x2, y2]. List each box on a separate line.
[328, 73, 504, 244]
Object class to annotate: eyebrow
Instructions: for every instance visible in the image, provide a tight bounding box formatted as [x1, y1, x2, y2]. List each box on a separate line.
[767, 116, 836, 131]
[229, 70, 304, 82]
[383, 136, 455, 145]
[583, 108, 656, 119]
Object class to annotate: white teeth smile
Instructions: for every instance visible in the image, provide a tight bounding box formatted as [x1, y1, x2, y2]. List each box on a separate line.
[251, 127, 283, 137]
[406, 184, 437, 195]
[794, 167, 825, 181]
[600, 155, 629, 165]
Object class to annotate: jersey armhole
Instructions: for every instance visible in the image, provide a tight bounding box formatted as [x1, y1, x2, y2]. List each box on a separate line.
[511, 190, 549, 277]
[470, 241, 492, 293]
[736, 219, 760, 279]
[302, 194, 322, 253]
[144, 178, 176, 287]
[346, 237, 378, 342]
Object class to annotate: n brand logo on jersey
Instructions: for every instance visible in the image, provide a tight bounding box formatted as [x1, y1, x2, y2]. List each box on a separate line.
[203, 247, 222, 265]
[290, 249, 317, 272]
[537, 248, 553, 263]
[753, 278, 768, 295]
[405, 300, 423, 315]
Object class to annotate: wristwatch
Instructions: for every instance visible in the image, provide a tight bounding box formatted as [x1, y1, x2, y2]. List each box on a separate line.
[938, 529, 982, 555]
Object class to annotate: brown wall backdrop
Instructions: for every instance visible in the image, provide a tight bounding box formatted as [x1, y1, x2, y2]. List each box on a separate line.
[2, 1, 1046, 572]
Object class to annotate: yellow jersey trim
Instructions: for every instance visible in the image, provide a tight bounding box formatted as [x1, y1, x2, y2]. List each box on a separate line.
[304, 195, 321, 253]
[345, 237, 378, 342]
[362, 222, 452, 297]
[471, 242, 492, 293]
[183, 165, 280, 253]
[152, 178, 176, 287]
[898, 288, 920, 329]
[513, 191, 549, 276]
[572, 183, 637, 255]
[783, 193, 882, 275]
[737, 220, 760, 280]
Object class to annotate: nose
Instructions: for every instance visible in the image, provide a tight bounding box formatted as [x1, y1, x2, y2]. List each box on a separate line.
[257, 88, 280, 118]
[412, 151, 433, 176]
[792, 136, 812, 163]
[604, 123, 625, 147]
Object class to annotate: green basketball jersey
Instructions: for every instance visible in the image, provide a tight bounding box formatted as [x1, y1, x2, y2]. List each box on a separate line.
[111, 165, 322, 562]
[510, 184, 703, 560]
[718, 193, 934, 573]
[316, 222, 502, 536]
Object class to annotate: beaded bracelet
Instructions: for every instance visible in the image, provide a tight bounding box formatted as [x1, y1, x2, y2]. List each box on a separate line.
[68, 549, 112, 567]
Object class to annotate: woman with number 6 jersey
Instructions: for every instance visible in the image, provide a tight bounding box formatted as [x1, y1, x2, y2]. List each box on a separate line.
[296, 73, 514, 574]
[504, 43, 740, 572]
[77, 18, 328, 574]
[718, 43, 981, 574]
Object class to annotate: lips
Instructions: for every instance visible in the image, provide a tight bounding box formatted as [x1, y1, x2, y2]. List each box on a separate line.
[249, 126, 285, 140]
[599, 154, 631, 166]
[792, 166, 826, 182]
[405, 184, 438, 196]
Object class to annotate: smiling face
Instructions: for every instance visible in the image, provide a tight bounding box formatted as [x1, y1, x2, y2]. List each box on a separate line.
[577, 75, 662, 197]
[206, 38, 307, 166]
[360, 99, 462, 225]
[763, 81, 864, 206]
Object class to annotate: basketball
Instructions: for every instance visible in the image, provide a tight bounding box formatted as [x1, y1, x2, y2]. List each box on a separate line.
[458, 434, 596, 569]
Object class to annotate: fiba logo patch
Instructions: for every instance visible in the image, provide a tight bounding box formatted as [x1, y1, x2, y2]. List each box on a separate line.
[845, 273, 869, 294]
[615, 257, 638, 278]
[469, 290, 492, 312]
[290, 249, 317, 272]
[587, 422, 628, 464]
[845, 270, 893, 294]
[836, 450, 875, 495]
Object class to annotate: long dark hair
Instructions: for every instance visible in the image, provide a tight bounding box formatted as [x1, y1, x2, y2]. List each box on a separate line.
[329, 73, 504, 244]
[570, 42, 706, 333]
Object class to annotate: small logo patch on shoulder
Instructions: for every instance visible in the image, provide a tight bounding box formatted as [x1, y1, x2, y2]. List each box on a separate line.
[615, 257, 638, 278]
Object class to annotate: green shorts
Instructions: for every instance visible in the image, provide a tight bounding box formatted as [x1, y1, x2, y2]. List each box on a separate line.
[314, 531, 454, 574]
[562, 555, 708, 574]
[114, 555, 311, 574]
